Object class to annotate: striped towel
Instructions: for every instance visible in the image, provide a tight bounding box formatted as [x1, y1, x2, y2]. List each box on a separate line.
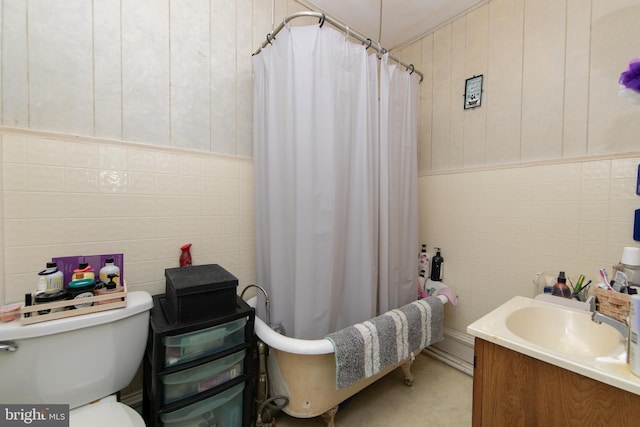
[325, 296, 444, 389]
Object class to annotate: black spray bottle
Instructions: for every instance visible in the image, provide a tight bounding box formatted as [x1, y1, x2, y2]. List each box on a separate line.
[430, 247, 444, 281]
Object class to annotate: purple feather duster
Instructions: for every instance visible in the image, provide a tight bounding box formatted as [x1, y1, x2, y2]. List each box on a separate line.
[619, 58, 640, 92]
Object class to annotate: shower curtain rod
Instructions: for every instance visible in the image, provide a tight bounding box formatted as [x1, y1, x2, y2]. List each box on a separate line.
[252, 11, 424, 83]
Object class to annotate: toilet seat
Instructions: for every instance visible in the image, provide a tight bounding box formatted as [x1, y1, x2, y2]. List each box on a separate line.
[70, 395, 145, 427]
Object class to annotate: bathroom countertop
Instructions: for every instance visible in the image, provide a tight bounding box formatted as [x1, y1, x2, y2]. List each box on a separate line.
[467, 296, 640, 396]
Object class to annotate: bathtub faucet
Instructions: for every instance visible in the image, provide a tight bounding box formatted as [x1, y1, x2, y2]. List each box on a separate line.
[240, 283, 271, 328]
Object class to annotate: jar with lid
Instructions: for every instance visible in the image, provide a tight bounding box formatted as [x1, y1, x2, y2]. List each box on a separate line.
[34, 290, 70, 314]
[38, 262, 64, 294]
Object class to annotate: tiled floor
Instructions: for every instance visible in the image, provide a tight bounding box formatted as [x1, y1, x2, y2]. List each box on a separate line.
[272, 353, 473, 426]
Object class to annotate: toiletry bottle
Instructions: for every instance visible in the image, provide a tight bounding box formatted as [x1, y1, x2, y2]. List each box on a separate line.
[551, 271, 571, 298]
[95, 274, 123, 305]
[630, 295, 640, 377]
[430, 247, 444, 281]
[419, 244, 429, 275]
[38, 262, 64, 294]
[72, 262, 95, 281]
[24, 293, 32, 318]
[36, 275, 47, 295]
[180, 243, 192, 267]
[99, 258, 120, 285]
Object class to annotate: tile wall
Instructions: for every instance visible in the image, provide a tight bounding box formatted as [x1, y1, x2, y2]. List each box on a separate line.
[1, 129, 255, 304]
[419, 155, 640, 331]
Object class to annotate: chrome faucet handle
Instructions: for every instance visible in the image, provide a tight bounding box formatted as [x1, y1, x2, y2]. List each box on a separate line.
[591, 311, 629, 341]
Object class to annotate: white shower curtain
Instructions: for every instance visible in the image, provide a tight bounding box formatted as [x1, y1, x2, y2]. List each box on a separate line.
[252, 25, 419, 339]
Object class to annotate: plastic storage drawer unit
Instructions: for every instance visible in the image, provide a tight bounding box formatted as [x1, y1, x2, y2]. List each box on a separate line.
[162, 350, 245, 403]
[160, 382, 245, 427]
[163, 317, 247, 367]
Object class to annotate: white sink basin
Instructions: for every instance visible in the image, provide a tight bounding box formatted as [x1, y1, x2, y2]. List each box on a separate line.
[505, 305, 625, 357]
[467, 296, 640, 396]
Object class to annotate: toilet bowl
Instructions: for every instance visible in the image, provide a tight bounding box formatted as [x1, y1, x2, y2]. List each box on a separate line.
[0, 291, 153, 425]
[70, 395, 144, 427]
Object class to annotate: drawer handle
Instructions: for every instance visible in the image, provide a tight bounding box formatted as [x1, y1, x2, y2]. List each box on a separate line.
[0, 342, 18, 352]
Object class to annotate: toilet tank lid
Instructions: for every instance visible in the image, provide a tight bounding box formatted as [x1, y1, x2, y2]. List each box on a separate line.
[0, 291, 153, 341]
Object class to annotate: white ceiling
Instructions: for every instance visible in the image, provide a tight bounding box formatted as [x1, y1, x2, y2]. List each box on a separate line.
[304, 0, 486, 50]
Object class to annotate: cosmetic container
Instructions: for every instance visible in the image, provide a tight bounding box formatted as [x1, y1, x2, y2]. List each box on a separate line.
[551, 271, 571, 298]
[99, 258, 120, 286]
[38, 262, 64, 294]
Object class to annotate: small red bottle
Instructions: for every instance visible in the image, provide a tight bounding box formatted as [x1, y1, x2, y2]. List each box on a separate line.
[179, 243, 192, 267]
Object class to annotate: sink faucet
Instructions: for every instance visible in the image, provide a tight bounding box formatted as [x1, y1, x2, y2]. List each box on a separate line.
[591, 311, 629, 341]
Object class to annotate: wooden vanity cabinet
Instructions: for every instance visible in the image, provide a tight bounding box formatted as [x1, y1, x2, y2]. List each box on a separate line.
[472, 338, 640, 426]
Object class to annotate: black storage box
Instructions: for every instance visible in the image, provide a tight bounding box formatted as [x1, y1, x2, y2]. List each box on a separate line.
[164, 264, 238, 324]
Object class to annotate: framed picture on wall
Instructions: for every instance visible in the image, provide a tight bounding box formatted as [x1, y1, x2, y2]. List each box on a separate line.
[464, 75, 483, 109]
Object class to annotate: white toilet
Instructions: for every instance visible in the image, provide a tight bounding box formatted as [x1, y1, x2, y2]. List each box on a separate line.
[0, 291, 153, 426]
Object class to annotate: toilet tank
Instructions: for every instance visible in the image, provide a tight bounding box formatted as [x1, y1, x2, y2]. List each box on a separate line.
[0, 291, 153, 409]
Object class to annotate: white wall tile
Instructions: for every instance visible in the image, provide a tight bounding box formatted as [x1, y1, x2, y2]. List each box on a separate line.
[27, 166, 65, 192]
[2, 0, 29, 127]
[179, 155, 202, 176]
[155, 174, 180, 195]
[485, 0, 523, 164]
[128, 149, 156, 173]
[155, 152, 181, 174]
[99, 170, 129, 193]
[28, 0, 94, 135]
[27, 137, 65, 166]
[463, 4, 488, 168]
[611, 157, 640, 179]
[449, 18, 466, 169]
[2, 163, 27, 191]
[588, 0, 640, 155]
[122, 0, 171, 145]
[610, 179, 637, 200]
[562, 0, 591, 157]
[420, 153, 639, 333]
[0, 0, 3, 124]
[170, 0, 211, 151]
[179, 176, 202, 196]
[211, 0, 238, 154]
[431, 25, 452, 170]
[66, 141, 98, 169]
[520, 0, 566, 161]
[99, 145, 128, 171]
[65, 168, 98, 193]
[129, 173, 155, 194]
[419, 34, 434, 172]
[94, 0, 122, 139]
[2, 134, 26, 162]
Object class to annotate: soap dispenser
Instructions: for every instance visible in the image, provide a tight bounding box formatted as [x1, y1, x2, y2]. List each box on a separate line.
[430, 247, 444, 281]
[551, 271, 571, 298]
[99, 258, 120, 285]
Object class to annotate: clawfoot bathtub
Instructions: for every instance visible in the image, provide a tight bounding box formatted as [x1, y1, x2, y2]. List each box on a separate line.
[246, 295, 448, 426]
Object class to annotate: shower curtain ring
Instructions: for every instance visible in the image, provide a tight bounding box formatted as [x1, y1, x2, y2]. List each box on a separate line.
[319, 13, 326, 28]
[362, 38, 372, 49]
[407, 64, 415, 74]
[266, 32, 274, 44]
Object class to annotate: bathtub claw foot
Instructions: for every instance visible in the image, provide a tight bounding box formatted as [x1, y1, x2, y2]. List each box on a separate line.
[321, 405, 339, 427]
[400, 356, 414, 386]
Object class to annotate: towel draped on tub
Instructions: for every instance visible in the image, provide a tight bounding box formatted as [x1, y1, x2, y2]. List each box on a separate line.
[326, 296, 444, 389]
